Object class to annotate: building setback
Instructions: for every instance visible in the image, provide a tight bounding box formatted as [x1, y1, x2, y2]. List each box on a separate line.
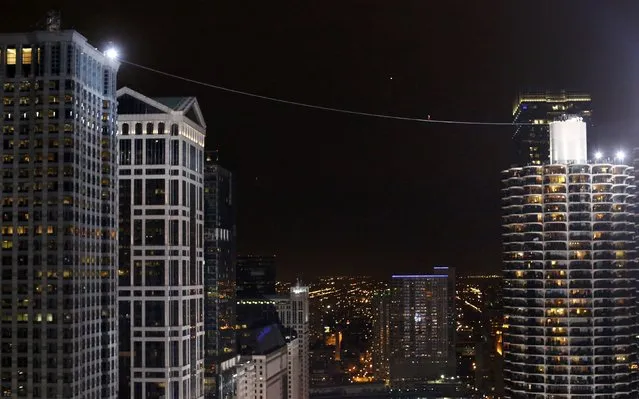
[0, 25, 120, 398]
[502, 117, 637, 398]
[116, 87, 206, 398]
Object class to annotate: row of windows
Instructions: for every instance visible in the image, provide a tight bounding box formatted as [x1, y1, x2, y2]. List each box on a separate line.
[120, 179, 203, 210]
[121, 122, 177, 136]
[119, 138, 203, 172]
[4, 109, 73, 120]
[2, 43, 117, 97]
[121, 219, 203, 248]
[2, 80, 74, 92]
[2, 94, 73, 105]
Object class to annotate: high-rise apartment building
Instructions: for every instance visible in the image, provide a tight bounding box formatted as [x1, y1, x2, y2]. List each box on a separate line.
[0, 24, 120, 398]
[203, 154, 237, 398]
[274, 284, 310, 399]
[434, 266, 456, 377]
[236, 255, 276, 298]
[502, 117, 637, 398]
[116, 87, 206, 398]
[371, 288, 391, 383]
[388, 268, 455, 388]
[512, 91, 592, 165]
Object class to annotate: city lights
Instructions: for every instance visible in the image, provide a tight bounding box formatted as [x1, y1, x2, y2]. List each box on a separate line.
[594, 151, 602, 160]
[616, 150, 625, 161]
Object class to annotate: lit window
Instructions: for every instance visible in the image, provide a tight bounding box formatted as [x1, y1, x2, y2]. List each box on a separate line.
[21, 48, 32, 65]
[6, 49, 16, 65]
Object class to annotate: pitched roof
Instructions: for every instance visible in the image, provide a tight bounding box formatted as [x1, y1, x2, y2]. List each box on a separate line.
[116, 87, 206, 130]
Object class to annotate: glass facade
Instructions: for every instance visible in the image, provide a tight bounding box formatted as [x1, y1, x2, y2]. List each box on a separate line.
[0, 31, 120, 398]
[502, 163, 638, 398]
[203, 156, 237, 399]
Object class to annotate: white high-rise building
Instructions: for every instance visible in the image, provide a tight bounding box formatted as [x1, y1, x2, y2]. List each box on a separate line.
[0, 23, 120, 398]
[502, 116, 638, 398]
[235, 345, 289, 399]
[116, 87, 206, 398]
[274, 284, 309, 399]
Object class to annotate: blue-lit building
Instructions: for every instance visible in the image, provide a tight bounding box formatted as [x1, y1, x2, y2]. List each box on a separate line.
[388, 268, 456, 388]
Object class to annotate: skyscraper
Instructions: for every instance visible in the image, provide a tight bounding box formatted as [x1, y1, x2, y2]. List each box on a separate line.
[236, 255, 276, 298]
[434, 266, 457, 378]
[203, 154, 237, 399]
[371, 288, 391, 383]
[0, 24, 120, 398]
[502, 117, 637, 397]
[274, 284, 310, 399]
[116, 87, 206, 398]
[512, 91, 592, 165]
[388, 268, 455, 388]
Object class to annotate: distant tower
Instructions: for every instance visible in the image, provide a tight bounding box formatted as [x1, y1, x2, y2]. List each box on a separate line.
[388, 268, 455, 388]
[275, 284, 310, 399]
[45, 10, 61, 31]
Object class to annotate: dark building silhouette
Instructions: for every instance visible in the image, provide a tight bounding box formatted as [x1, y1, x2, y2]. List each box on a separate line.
[237, 255, 277, 298]
[204, 154, 237, 398]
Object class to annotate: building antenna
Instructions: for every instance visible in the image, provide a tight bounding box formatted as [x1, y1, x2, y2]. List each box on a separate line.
[45, 10, 61, 32]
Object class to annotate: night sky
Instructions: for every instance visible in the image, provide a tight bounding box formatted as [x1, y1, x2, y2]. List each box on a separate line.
[6, 1, 639, 280]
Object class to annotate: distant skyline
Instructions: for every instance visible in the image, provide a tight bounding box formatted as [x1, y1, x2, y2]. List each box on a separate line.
[5, 1, 639, 279]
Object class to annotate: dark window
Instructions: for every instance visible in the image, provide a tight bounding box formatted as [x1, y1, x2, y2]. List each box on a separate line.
[146, 179, 165, 205]
[121, 123, 129, 135]
[133, 302, 142, 328]
[145, 260, 165, 286]
[134, 139, 143, 164]
[170, 124, 178, 136]
[170, 141, 179, 166]
[146, 123, 153, 135]
[146, 138, 165, 165]
[134, 123, 142, 135]
[134, 179, 143, 205]
[169, 261, 179, 286]
[133, 220, 142, 246]
[169, 180, 179, 206]
[145, 342, 165, 368]
[119, 139, 131, 165]
[169, 220, 179, 246]
[145, 220, 165, 246]
[189, 145, 196, 171]
[145, 301, 165, 327]
[158, 123, 165, 135]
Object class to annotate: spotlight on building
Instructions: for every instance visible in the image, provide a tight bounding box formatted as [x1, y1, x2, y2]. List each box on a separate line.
[594, 151, 603, 160]
[616, 150, 625, 162]
[104, 47, 119, 60]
